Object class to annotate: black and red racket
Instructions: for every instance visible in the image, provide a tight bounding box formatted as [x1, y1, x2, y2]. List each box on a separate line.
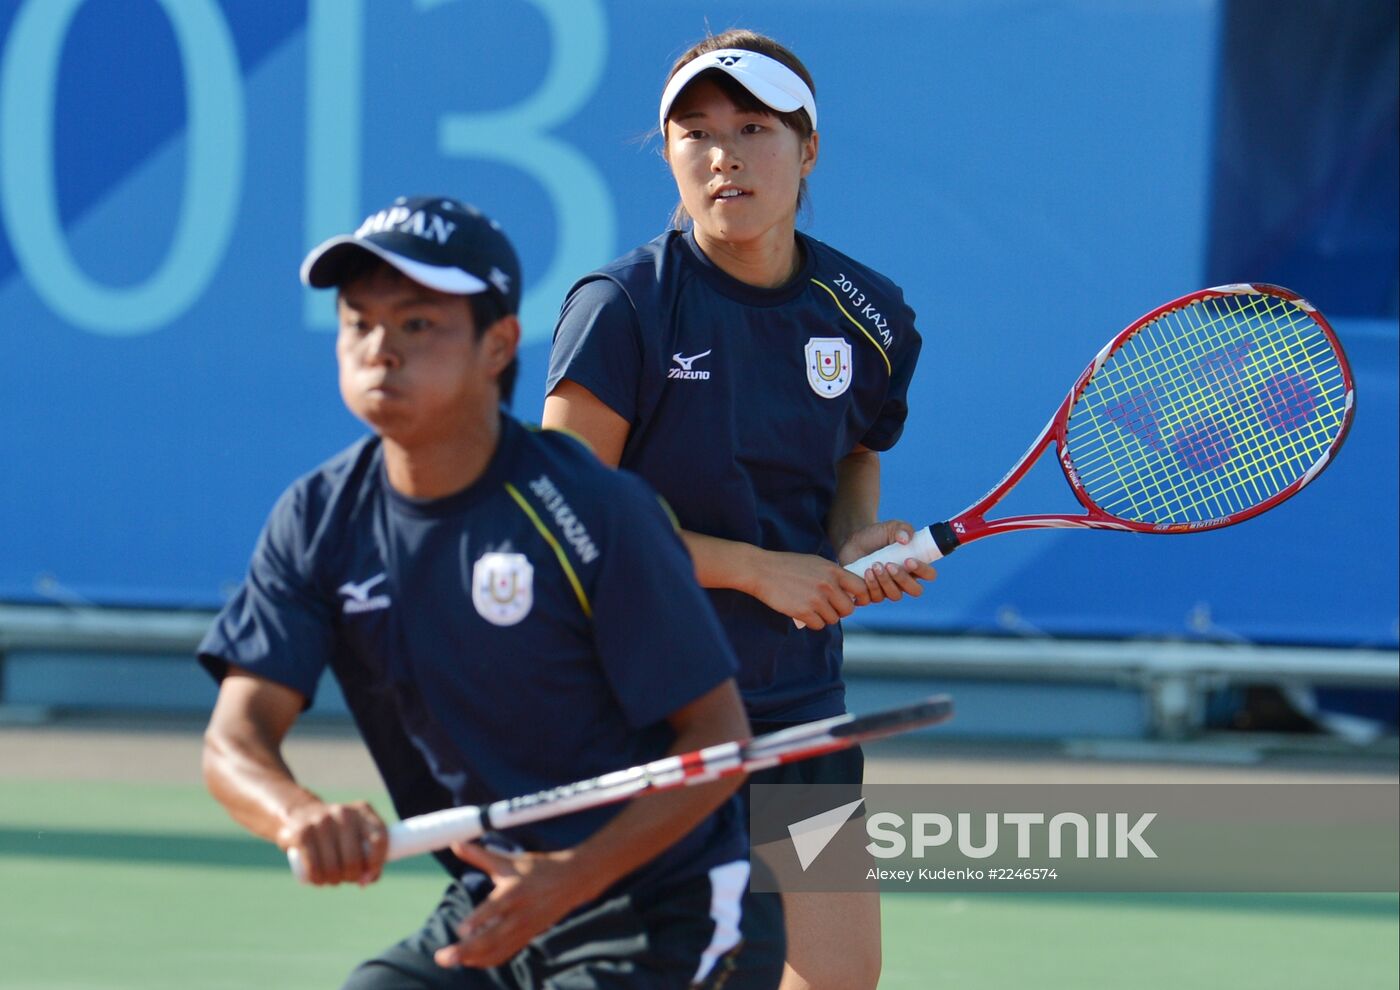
[850, 283, 1354, 571]
[288, 695, 953, 880]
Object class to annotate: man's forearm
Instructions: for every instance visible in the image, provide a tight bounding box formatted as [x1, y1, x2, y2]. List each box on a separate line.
[560, 684, 751, 904]
[202, 673, 322, 847]
[560, 744, 745, 905]
[203, 724, 321, 845]
[565, 772, 744, 905]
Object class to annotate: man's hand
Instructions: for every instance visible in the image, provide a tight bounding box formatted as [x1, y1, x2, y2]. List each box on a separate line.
[837, 520, 937, 605]
[204, 671, 388, 887]
[277, 800, 388, 887]
[434, 842, 597, 970]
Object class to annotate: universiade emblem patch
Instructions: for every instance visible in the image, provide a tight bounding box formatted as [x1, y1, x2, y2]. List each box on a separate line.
[805, 337, 853, 398]
[472, 552, 534, 626]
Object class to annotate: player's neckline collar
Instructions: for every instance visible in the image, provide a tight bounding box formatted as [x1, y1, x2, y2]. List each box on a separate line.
[678, 230, 813, 307]
[380, 412, 522, 518]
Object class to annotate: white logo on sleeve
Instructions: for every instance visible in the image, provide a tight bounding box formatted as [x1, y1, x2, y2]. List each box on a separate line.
[805, 337, 853, 398]
[472, 552, 534, 626]
[339, 573, 391, 614]
[668, 349, 712, 380]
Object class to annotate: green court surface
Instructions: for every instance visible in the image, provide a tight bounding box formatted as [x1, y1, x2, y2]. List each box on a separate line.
[1, 779, 1396, 989]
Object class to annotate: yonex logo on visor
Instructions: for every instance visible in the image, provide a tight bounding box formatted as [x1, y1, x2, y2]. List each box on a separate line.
[659, 49, 817, 132]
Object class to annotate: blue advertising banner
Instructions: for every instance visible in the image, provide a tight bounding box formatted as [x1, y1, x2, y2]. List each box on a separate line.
[1, 0, 1395, 647]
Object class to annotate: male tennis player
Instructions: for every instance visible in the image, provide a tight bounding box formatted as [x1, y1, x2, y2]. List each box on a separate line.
[199, 196, 783, 989]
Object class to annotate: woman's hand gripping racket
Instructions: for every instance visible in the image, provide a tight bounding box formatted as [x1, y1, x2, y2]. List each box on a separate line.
[287, 695, 953, 881]
[843, 283, 1355, 575]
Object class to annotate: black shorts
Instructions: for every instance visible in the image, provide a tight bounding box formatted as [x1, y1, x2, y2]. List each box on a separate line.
[340, 862, 784, 990]
[744, 722, 862, 845]
[741, 722, 866, 850]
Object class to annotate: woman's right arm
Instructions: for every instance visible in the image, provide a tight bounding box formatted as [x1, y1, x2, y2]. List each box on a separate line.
[203, 667, 388, 885]
[543, 381, 868, 629]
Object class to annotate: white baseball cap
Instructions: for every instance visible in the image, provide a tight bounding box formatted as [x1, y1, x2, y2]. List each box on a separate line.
[658, 48, 817, 133]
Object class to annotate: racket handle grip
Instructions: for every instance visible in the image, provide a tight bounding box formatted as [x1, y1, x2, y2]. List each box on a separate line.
[288, 846, 309, 883]
[793, 526, 944, 629]
[385, 806, 485, 860]
[286, 806, 486, 882]
[842, 525, 945, 573]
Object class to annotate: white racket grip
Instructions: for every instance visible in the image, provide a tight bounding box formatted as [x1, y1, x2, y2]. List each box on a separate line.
[286, 806, 485, 882]
[843, 525, 944, 574]
[288, 846, 308, 883]
[793, 526, 943, 629]
[386, 805, 486, 861]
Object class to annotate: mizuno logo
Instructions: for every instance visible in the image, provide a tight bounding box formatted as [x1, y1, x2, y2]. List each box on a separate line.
[338, 573, 391, 614]
[669, 349, 712, 380]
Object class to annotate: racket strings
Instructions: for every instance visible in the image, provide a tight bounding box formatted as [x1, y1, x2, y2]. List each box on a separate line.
[1082, 295, 1346, 521]
[1170, 300, 1341, 515]
[1066, 291, 1348, 525]
[1095, 295, 1344, 521]
[1131, 299, 1336, 515]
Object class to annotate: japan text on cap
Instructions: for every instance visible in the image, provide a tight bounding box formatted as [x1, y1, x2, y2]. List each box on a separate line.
[301, 196, 521, 315]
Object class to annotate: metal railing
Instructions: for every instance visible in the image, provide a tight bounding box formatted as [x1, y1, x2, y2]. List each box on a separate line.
[2, 604, 1396, 737]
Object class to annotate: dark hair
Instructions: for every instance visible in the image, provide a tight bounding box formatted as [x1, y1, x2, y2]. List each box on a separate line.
[334, 252, 517, 405]
[661, 29, 817, 230]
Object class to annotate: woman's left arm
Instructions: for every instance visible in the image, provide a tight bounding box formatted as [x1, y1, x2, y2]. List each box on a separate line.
[829, 445, 937, 605]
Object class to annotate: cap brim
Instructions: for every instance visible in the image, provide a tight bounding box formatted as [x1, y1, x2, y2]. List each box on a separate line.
[715, 64, 805, 114]
[659, 50, 817, 132]
[300, 236, 490, 295]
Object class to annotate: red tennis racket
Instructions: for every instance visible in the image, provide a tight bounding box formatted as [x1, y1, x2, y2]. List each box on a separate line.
[288, 695, 953, 881]
[850, 283, 1355, 572]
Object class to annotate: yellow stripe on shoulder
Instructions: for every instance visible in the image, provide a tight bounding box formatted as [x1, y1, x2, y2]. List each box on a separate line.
[503, 482, 593, 619]
[809, 278, 892, 376]
[539, 425, 596, 455]
[655, 495, 681, 535]
[526, 421, 598, 458]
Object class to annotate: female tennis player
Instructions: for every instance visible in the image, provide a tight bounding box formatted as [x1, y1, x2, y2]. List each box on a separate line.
[543, 30, 932, 990]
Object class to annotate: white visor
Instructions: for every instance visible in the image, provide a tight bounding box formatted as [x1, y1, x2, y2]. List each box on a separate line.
[658, 48, 817, 133]
[299, 236, 491, 295]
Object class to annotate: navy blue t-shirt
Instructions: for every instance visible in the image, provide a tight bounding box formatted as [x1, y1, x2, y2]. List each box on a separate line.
[547, 230, 922, 721]
[198, 414, 745, 896]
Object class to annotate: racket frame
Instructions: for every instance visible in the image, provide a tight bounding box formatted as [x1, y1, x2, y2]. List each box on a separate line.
[288, 695, 954, 881]
[937, 282, 1354, 556]
[839, 283, 1355, 578]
